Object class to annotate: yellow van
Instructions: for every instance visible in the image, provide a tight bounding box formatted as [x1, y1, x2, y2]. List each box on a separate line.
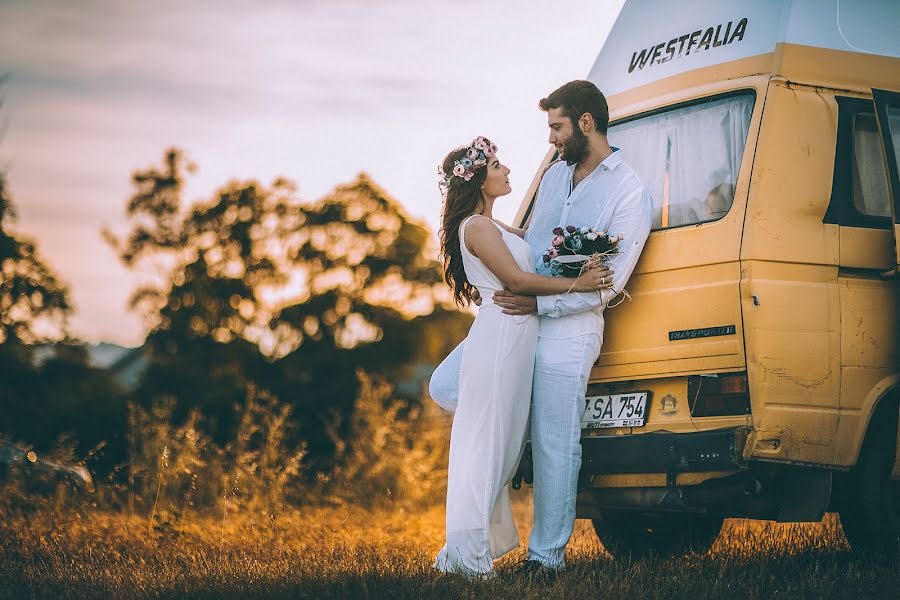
[513, 0, 900, 556]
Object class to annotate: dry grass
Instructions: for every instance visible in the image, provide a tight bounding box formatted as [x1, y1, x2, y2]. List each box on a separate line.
[1, 490, 897, 600]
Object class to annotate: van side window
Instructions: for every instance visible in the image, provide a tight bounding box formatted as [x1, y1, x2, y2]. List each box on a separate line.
[850, 113, 891, 218]
[608, 93, 754, 231]
[825, 97, 892, 227]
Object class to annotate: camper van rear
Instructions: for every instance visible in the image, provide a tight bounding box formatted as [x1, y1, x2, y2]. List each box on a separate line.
[512, 0, 900, 558]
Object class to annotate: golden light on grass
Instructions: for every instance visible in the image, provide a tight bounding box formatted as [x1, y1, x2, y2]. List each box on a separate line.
[1, 486, 894, 600]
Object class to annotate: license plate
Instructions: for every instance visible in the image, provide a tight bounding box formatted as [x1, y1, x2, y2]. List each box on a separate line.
[581, 392, 649, 429]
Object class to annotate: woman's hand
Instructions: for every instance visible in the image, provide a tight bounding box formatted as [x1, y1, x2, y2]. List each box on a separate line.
[572, 264, 615, 292]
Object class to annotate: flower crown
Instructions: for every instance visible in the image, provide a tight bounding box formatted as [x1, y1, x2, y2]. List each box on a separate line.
[438, 136, 498, 193]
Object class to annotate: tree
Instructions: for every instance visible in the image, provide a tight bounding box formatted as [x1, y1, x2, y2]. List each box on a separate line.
[267, 174, 456, 467]
[0, 175, 127, 465]
[0, 175, 71, 353]
[0, 82, 67, 353]
[107, 150, 467, 470]
[105, 149, 293, 438]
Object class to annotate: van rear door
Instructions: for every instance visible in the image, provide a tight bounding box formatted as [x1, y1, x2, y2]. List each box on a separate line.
[591, 88, 762, 381]
[872, 88, 900, 275]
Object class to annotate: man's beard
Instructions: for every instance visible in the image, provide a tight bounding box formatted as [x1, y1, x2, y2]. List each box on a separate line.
[560, 125, 590, 165]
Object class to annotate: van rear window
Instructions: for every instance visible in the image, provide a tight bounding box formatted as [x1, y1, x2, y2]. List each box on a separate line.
[608, 94, 754, 231]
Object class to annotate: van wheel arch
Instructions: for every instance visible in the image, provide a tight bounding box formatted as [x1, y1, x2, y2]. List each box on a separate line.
[851, 383, 900, 466]
[832, 390, 900, 556]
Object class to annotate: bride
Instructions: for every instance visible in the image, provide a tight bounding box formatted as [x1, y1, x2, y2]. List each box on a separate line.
[433, 136, 609, 576]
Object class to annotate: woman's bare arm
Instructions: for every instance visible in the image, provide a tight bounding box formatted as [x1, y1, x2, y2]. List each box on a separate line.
[465, 216, 611, 295]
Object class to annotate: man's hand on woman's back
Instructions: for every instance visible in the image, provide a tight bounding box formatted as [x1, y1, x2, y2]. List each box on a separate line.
[492, 290, 538, 315]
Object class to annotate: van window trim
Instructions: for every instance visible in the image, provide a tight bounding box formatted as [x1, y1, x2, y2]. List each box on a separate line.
[609, 88, 756, 129]
[518, 89, 758, 231]
[823, 96, 893, 229]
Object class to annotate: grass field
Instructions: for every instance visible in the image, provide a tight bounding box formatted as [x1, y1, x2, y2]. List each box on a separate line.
[1, 490, 897, 600]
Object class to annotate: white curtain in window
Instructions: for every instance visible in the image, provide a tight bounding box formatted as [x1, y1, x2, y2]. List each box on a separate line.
[886, 106, 900, 220]
[668, 97, 752, 227]
[888, 106, 900, 160]
[608, 115, 668, 229]
[853, 113, 891, 218]
[609, 95, 753, 230]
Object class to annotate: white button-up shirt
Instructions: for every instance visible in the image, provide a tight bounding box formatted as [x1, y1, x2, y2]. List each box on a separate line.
[523, 148, 653, 339]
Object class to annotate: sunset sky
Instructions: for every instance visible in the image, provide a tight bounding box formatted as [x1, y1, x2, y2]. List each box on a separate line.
[1, 0, 624, 346]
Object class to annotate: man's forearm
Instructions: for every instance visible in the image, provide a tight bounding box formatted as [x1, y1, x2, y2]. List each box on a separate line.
[536, 289, 604, 318]
[537, 186, 652, 319]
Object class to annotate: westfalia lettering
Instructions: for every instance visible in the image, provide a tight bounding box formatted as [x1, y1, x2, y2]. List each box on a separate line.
[668, 325, 736, 341]
[628, 18, 748, 74]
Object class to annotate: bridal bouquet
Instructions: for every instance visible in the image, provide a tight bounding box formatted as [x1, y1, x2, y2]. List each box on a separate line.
[542, 225, 622, 278]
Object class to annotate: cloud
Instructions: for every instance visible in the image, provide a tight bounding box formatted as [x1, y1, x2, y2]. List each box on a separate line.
[1, 0, 455, 118]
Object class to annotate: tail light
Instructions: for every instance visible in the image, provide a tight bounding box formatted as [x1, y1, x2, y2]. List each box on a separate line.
[687, 372, 751, 417]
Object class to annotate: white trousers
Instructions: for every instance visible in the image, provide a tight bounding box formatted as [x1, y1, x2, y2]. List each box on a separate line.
[428, 330, 602, 570]
[526, 332, 601, 569]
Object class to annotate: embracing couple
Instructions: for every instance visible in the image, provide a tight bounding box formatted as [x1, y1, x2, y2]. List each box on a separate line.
[429, 80, 653, 578]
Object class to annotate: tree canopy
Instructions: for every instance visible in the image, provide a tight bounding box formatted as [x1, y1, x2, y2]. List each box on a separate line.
[0, 174, 127, 463]
[106, 149, 470, 470]
[0, 175, 71, 352]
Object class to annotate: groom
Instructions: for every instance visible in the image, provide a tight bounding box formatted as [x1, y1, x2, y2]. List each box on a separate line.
[430, 80, 652, 572]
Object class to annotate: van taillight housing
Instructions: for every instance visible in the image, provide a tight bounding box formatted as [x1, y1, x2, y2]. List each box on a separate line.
[687, 372, 751, 417]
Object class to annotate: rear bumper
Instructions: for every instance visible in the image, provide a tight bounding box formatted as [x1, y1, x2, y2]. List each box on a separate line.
[512, 426, 750, 490]
[582, 426, 751, 475]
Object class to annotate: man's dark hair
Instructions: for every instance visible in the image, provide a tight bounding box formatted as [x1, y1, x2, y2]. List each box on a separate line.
[539, 80, 609, 134]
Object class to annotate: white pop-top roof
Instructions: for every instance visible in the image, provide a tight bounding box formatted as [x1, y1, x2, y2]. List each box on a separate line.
[588, 0, 900, 97]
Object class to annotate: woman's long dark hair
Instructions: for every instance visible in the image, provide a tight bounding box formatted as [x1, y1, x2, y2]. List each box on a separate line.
[439, 146, 488, 307]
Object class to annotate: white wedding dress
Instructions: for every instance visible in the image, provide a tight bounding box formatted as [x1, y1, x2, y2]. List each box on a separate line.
[434, 215, 539, 576]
